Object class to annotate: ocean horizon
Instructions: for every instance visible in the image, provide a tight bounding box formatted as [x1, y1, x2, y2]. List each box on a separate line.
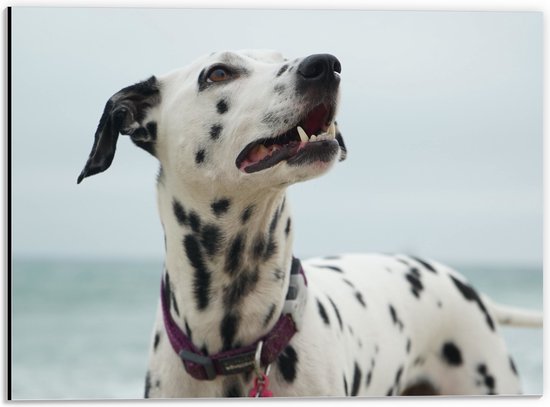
[11, 256, 543, 399]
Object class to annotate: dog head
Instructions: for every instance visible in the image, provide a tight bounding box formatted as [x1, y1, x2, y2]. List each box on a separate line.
[78, 50, 346, 191]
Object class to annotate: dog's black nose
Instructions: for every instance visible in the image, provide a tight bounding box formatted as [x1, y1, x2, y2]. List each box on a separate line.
[297, 54, 341, 84]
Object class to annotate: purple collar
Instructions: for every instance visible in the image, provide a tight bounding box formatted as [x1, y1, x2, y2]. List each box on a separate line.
[161, 257, 307, 381]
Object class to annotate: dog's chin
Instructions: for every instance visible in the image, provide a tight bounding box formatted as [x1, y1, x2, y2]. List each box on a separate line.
[283, 149, 340, 183]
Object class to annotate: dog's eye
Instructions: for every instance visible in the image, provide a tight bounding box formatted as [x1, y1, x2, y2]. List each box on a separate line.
[206, 66, 233, 83]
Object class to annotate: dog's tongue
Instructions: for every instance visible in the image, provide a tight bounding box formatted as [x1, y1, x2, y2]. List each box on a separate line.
[248, 144, 277, 163]
[240, 142, 304, 172]
[239, 144, 280, 170]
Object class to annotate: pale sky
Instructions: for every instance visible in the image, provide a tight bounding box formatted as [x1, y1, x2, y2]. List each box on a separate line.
[11, 8, 542, 266]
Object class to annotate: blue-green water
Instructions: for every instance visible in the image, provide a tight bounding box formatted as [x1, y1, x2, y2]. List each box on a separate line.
[11, 259, 543, 399]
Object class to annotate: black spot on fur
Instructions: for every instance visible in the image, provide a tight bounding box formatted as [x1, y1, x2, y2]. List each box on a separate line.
[263, 303, 277, 327]
[223, 269, 259, 307]
[188, 211, 201, 233]
[394, 366, 404, 389]
[132, 137, 156, 156]
[263, 238, 278, 261]
[355, 292, 366, 308]
[172, 199, 188, 226]
[327, 296, 343, 330]
[131, 126, 148, 140]
[485, 375, 495, 390]
[216, 99, 228, 114]
[269, 209, 280, 234]
[201, 345, 209, 356]
[390, 304, 404, 324]
[146, 121, 157, 140]
[324, 255, 341, 260]
[442, 342, 463, 366]
[366, 370, 373, 387]
[153, 332, 160, 351]
[183, 234, 211, 310]
[164, 273, 180, 317]
[401, 381, 439, 396]
[389, 304, 404, 330]
[410, 256, 437, 273]
[225, 233, 245, 276]
[163, 273, 171, 302]
[184, 319, 193, 342]
[285, 218, 292, 236]
[144, 371, 152, 398]
[224, 383, 242, 397]
[201, 223, 222, 257]
[220, 313, 240, 351]
[406, 338, 411, 353]
[315, 265, 343, 273]
[211, 198, 231, 216]
[342, 278, 355, 288]
[316, 298, 330, 325]
[449, 275, 495, 331]
[156, 166, 164, 185]
[277, 345, 298, 383]
[509, 356, 518, 376]
[195, 149, 206, 164]
[276, 64, 289, 77]
[343, 375, 348, 396]
[252, 235, 266, 259]
[210, 124, 223, 140]
[241, 205, 254, 224]
[170, 289, 180, 317]
[351, 362, 362, 396]
[405, 269, 423, 298]
[395, 257, 410, 266]
[477, 364, 496, 394]
[386, 387, 394, 396]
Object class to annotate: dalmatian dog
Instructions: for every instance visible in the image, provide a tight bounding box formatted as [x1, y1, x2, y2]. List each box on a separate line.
[78, 50, 542, 398]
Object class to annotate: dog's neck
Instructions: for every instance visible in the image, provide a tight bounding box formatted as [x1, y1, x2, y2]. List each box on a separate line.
[157, 175, 294, 355]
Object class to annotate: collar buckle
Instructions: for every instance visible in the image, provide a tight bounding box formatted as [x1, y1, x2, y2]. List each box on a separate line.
[179, 349, 217, 380]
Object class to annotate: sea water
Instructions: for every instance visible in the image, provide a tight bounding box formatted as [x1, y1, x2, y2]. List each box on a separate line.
[11, 258, 543, 399]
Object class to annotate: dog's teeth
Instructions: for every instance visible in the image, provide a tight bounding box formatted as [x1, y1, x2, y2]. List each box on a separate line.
[327, 123, 336, 139]
[297, 126, 309, 143]
[310, 135, 318, 142]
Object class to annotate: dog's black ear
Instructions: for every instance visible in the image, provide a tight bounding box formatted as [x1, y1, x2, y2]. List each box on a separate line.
[334, 121, 347, 161]
[77, 76, 160, 184]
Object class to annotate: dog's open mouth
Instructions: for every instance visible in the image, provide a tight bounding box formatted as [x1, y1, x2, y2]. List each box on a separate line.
[236, 104, 339, 173]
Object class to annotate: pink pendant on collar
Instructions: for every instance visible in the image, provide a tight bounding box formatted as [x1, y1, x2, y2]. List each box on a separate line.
[249, 373, 274, 397]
